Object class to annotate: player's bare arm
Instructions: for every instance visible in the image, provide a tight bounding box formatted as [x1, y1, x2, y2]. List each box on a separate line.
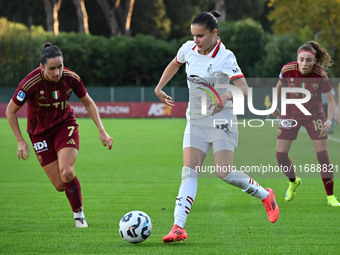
[320, 90, 335, 137]
[79, 93, 113, 150]
[6, 99, 30, 160]
[155, 58, 182, 107]
[232, 77, 248, 97]
[272, 80, 285, 118]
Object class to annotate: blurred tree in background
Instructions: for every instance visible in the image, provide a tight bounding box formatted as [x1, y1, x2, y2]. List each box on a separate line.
[131, 0, 171, 39]
[0, 0, 269, 39]
[268, 0, 340, 74]
[0, 0, 339, 88]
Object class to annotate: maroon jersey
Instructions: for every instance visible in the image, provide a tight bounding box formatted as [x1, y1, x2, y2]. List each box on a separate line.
[279, 61, 332, 120]
[12, 67, 87, 135]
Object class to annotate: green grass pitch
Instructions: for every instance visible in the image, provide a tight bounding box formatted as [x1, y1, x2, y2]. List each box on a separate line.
[1, 118, 340, 254]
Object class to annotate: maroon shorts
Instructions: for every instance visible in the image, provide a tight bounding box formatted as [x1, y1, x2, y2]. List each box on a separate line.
[29, 119, 79, 167]
[277, 114, 327, 141]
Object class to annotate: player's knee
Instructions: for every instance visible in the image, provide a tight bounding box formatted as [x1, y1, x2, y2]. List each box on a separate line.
[59, 167, 75, 183]
[276, 152, 288, 162]
[55, 185, 65, 192]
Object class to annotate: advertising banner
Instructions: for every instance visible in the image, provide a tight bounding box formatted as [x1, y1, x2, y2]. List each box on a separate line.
[0, 102, 187, 118]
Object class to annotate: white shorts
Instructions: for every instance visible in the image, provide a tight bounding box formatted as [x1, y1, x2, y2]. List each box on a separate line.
[182, 117, 238, 154]
[183, 133, 235, 154]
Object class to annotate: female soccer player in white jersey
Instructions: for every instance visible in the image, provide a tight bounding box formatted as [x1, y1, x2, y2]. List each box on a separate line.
[155, 10, 279, 243]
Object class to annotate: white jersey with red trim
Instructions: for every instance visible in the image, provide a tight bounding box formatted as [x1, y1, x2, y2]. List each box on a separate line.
[176, 39, 244, 120]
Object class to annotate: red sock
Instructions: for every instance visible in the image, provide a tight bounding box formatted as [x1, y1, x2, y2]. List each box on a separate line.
[276, 152, 296, 182]
[64, 176, 83, 212]
[317, 151, 334, 196]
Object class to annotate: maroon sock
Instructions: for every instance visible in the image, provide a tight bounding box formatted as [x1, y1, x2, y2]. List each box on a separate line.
[64, 176, 83, 212]
[317, 151, 334, 196]
[276, 152, 296, 182]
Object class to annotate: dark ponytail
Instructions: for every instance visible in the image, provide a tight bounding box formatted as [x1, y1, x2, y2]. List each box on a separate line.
[40, 42, 63, 66]
[192, 10, 221, 32]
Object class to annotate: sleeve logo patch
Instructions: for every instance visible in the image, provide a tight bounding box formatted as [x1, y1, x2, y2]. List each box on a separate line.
[16, 90, 26, 101]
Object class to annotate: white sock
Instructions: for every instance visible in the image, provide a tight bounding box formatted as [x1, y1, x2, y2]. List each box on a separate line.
[223, 171, 269, 200]
[174, 166, 199, 228]
[74, 210, 85, 219]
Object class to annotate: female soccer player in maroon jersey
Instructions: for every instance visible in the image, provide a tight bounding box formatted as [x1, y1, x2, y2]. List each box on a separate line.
[6, 42, 114, 227]
[273, 41, 338, 206]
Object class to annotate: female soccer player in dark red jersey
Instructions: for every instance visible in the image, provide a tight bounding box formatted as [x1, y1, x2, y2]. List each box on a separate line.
[273, 41, 338, 206]
[6, 42, 114, 227]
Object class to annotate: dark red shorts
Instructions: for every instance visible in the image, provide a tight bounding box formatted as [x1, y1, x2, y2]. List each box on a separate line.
[277, 114, 327, 141]
[29, 119, 79, 167]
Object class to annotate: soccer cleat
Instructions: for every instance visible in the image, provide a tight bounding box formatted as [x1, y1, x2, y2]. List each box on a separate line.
[262, 188, 279, 223]
[75, 218, 88, 228]
[162, 224, 187, 243]
[327, 195, 340, 207]
[285, 177, 301, 202]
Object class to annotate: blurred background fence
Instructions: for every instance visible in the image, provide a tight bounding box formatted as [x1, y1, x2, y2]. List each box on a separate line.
[1, 82, 339, 120]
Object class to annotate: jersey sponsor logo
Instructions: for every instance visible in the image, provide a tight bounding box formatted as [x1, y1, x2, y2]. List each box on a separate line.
[33, 140, 48, 153]
[187, 74, 215, 88]
[52, 90, 60, 99]
[188, 75, 223, 109]
[53, 100, 68, 110]
[16, 91, 26, 102]
[38, 103, 50, 107]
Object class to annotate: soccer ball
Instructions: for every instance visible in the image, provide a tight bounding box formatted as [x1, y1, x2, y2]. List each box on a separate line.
[119, 210, 152, 243]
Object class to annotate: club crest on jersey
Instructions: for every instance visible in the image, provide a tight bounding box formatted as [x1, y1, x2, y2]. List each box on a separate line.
[207, 64, 212, 73]
[16, 90, 25, 102]
[312, 83, 319, 90]
[40, 90, 45, 95]
[52, 90, 60, 99]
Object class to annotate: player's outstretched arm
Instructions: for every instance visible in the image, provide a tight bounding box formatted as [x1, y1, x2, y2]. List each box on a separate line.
[79, 93, 113, 150]
[6, 99, 30, 160]
[155, 58, 182, 107]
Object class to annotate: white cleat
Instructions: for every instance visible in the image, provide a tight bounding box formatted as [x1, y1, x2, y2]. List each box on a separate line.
[75, 218, 88, 228]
